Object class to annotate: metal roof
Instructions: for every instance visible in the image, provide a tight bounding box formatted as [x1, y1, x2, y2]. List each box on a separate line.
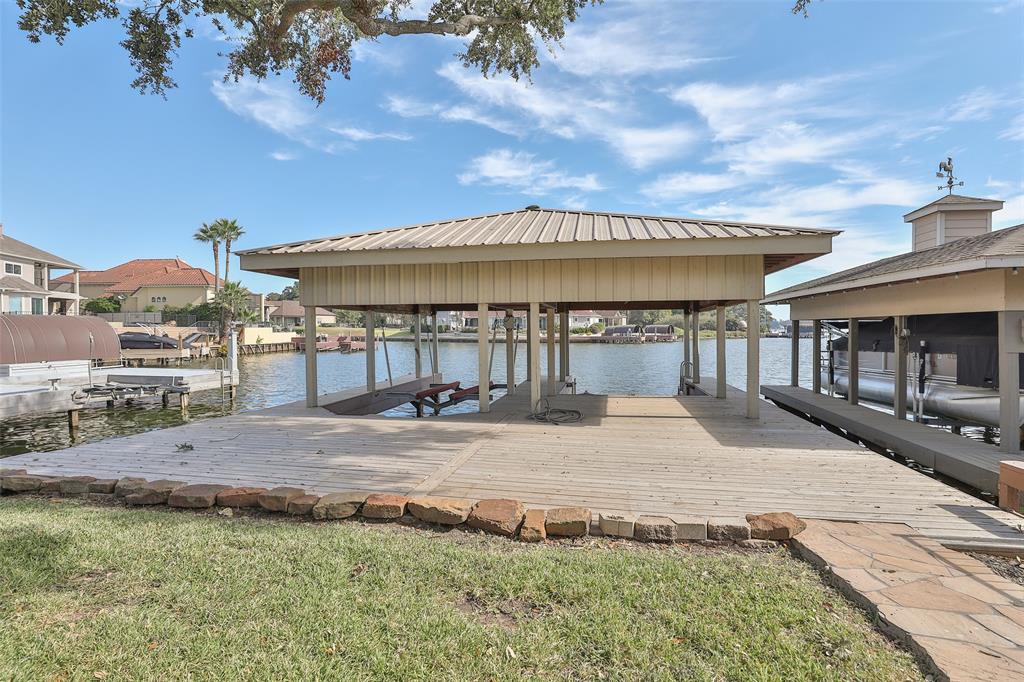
[238, 207, 837, 256]
[764, 223, 1024, 303]
[0, 232, 82, 270]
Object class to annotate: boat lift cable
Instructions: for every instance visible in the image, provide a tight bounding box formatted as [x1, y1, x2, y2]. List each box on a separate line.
[527, 397, 583, 425]
[381, 322, 394, 387]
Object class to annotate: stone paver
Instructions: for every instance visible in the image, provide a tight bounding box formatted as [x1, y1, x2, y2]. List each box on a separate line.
[467, 499, 524, 537]
[216, 486, 268, 508]
[544, 507, 590, 537]
[707, 517, 751, 541]
[634, 515, 675, 543]
[125, 480, 186, 506]
[168, 484, 230, 509]
[793, 519, 1024, 681]
[672, 515, 708, 541]
[362, 493, 409, 519]
[598, 513, 635, 538]
[312, 492, 367, 520]
[287, 494, 320, 516]
[258, 486, 305, 512]
[746, 511, 806, 540]
[520, 509, 546, 543]
[407, 496, 474, 525]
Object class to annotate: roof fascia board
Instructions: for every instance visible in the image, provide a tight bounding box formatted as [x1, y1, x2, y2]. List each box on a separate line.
[241, 234, 834, 272]
[763, 256, 1024, 303]
[903, 200, 1004, 222]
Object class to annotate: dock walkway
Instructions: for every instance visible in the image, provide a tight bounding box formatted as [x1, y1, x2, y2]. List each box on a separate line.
[4, 382, 1022, 549]
[762, 385, 1004, 495]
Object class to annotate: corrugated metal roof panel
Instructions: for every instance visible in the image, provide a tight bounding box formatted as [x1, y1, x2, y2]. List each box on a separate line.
[237, 207, 838, 256]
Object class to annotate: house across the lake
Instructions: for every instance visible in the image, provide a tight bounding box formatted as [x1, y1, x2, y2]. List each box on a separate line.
[53, 257, 220, 312]
[265, 300, 336, 328]
[0, 226, 83, 315]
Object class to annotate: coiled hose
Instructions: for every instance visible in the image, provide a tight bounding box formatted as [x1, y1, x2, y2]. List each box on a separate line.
[526, 397, 584, 425]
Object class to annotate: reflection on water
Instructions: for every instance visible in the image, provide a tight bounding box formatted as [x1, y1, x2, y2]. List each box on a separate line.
[0, 337, 854, 457]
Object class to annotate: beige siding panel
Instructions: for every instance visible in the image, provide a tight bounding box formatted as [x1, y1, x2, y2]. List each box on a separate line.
[527, 260, 543, 302]
[304, 255, 763, 307]
[561, 259, 580, 301]
[689, 257, 708, 301]
[493, 261, 511, 303]
[543, 259, 561, 302]
[509, 261, 528, 301]
[631, 257, 651, 301]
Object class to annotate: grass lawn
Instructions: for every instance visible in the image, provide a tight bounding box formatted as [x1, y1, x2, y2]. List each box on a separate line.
[0, 498, 922, 681]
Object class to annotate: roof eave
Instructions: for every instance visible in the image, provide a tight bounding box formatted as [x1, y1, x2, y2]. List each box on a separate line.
[763, 255, 1024, 304]
[241, 233, 836, 276]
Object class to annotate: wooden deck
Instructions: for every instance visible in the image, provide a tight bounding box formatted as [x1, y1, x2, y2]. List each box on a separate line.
[4, 381, 1023, 549]
[761, 384, 1004, 494]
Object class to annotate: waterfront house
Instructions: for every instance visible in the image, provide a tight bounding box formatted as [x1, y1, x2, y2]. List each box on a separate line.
[265, 300, 335, 328]
[0, 226, 83, 315]
[763, 193, 1023, 469]
[53, 257, 220, 312]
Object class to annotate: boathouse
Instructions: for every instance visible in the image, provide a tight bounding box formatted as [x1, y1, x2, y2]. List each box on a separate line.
[239, 207, 837, 417]
[762, 194, 1023, 494]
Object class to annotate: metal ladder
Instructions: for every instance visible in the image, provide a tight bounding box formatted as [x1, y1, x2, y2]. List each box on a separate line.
[820, 322, 847, 397]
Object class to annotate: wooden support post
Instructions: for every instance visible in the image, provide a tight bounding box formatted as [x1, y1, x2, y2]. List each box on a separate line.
[812, 320, 822, 394]
[716, 305, 727, 399]
[180, 391, 190, 410]
[304, 305, 318, 408]
[746, 299, 760, 419]
[478, 303, 490, 413]
[67, 408, 80, 434]
[529, 302, 541, 411]
[893, 315, 908, 421]
[546, 307, 556, 395]
[790, 319, 800, 387]
[526, 308, 533, 382]
[162, 392, 170, 408]
[683, 311, 691, 374]
[413, 311, 422, 378]
[505, 310, 515, 395]
[999, 311, 1022, 453]
[848, 318, 859, 405]
[559, 309, 569, 381]
[366, 311, 376, 393]
[691, 309, 700, 384]
[431, 313, 440, 376]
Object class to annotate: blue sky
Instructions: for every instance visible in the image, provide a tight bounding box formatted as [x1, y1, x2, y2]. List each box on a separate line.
[2, 0, 1022, 310]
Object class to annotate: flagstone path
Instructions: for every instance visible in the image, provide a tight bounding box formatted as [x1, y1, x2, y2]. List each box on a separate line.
[793, 519, 1024, 681]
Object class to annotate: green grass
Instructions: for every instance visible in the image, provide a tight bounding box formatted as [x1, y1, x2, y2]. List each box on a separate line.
[0, 498, 922, 681]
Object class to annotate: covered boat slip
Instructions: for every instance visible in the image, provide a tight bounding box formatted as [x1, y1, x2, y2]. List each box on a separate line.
[238, 207, 838, 419]
[6, 382, 1023, 550]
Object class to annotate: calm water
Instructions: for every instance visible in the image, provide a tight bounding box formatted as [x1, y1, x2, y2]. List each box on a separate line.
[1, 338, 811, 457]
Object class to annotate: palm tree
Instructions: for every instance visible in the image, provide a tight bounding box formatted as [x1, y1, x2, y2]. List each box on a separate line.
[210, 219, 244, 284]
[215, 281, 252, 329]
[193, 223, 221, 296]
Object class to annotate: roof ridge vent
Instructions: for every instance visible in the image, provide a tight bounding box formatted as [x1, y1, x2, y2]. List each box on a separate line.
[524, 204, 540, 210]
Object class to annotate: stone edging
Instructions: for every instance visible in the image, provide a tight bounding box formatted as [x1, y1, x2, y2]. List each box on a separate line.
[0, 470, 807, 544]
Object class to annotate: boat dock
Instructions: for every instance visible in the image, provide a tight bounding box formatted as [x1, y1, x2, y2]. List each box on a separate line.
[762, 385, 1005, 494]
[7, 381, 1023, 552]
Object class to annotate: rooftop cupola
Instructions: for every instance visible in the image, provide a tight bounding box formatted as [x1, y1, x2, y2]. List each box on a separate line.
[903, 157, 1003, 251]
[903, 194, 1003, 252]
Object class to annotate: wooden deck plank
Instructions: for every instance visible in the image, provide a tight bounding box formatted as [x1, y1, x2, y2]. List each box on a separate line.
[4, 386, 1023, 547]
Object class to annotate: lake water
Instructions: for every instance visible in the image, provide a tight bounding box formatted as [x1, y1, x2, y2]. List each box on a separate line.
[1, 338, 811, 457]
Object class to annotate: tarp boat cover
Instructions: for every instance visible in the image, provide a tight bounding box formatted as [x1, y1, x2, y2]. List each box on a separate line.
[0, 314, 121, 364]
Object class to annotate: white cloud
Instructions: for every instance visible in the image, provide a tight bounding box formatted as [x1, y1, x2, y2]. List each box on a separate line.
[552, 12, 725, 77]
[713, 122, 874, 175]
[213, 77, 410, 153]
[603, 124, 698, 170]
[457, 149, 603, 196]
[668, 76, 853, 142]
[947, 86, 1007, 122]
[1000, 113, 1024, 141]
[641, 171, 747, 200]
[270, 150, 298, 161]
[328, 126, 412, 142]
[385, 94, 522, 136]
[211, 78, 313, 139]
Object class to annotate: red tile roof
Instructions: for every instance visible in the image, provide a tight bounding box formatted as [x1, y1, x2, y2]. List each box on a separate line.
[53, 258, 191, 285]
[105, 266, 219, 293]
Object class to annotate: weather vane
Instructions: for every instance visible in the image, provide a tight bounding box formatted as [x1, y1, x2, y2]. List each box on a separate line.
[935, 157, 964, 195]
